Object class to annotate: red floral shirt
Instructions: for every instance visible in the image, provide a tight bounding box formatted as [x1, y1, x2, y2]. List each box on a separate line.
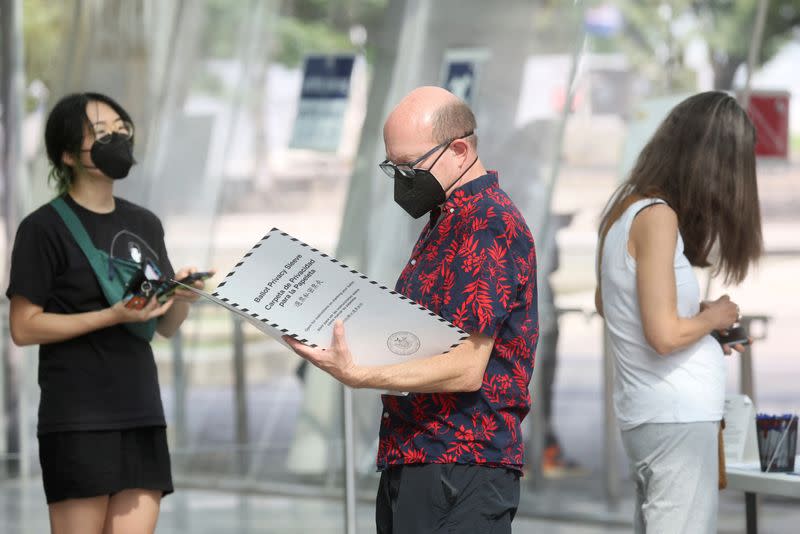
[377, 172, 538, 472]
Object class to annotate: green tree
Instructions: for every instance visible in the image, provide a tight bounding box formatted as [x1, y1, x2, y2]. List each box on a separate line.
[611, 0, 697, 93]
[612, 0, 800, 91]
[697, 0, 800, 89]
[201, 0, 388, 67]
[22, 0, 69, 90]
[22, 0, 389, 89]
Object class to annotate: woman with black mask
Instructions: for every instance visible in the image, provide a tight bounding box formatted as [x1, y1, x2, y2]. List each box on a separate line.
[7, 93, 207, 533]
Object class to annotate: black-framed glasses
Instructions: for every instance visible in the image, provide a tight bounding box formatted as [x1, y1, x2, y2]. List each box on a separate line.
[379, 131, 473, 179]
[92, 120, 134, 144]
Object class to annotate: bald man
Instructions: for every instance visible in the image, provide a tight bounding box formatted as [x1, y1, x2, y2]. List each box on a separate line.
[288, 87, 538, 533]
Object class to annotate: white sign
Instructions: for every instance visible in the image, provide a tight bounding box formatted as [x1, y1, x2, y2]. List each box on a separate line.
[724, 394, 760, 464]
[185, 229, 469, 369]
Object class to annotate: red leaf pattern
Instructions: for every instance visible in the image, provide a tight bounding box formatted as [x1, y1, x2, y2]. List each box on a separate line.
[377, 172, 537, 472]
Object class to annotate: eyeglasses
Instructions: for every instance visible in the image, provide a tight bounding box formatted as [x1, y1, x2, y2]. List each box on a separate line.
[92, 120, 134, 144]
[379, 131, 473, 179]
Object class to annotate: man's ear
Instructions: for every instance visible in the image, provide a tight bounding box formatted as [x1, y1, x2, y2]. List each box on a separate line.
[451, 138, 470, 159]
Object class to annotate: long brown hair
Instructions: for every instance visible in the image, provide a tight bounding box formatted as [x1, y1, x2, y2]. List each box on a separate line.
[599, 91, 763, 285]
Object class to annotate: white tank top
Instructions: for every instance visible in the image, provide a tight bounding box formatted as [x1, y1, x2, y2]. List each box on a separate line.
[600, 198, 725, 430]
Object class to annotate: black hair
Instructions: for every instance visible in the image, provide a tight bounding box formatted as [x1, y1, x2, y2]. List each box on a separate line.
[44, 92, 135, 195]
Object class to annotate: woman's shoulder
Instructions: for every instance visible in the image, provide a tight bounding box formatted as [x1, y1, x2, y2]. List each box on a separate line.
[114, 197, 163, 227]
[19, 199, 63, 230]
[606, 197, 675, 238]
[632, 200, 677, 224]
[629, 200, 678, 246]
[629, 196, 673, 215]
[620, 196, 675, 229]
[7, 200, 74, 250]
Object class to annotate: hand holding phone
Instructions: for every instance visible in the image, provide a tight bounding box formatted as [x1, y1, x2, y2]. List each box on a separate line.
[123, 259, 163, 309]
[711, 325, 750, 348]
[156, 271, 214, 303]
[124, 292, 152, 310]
[113, 293, 173, 323]
[178, 271, 214, 285]
[702, 295, 740, 332]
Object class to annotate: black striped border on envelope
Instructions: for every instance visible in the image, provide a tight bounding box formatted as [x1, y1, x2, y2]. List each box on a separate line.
[211, 227, 470, 352]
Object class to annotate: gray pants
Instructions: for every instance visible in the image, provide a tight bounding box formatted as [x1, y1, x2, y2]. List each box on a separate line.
[620, 422, 719, 534]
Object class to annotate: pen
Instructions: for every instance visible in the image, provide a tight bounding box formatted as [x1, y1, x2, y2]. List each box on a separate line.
[766, 415, 798, 472]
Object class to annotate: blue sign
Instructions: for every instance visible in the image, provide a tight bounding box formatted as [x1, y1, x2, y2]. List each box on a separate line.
[443, 61, 476, 105]
[299, 56, 355, 99]
[584, 4, 623, 37]
[290, 55, 356, 151]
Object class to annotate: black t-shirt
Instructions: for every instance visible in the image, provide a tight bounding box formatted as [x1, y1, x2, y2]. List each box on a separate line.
[6, 194, 174, 435]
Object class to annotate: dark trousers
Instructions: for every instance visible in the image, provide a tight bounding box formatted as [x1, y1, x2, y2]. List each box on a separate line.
[376, 464, 520, 534]
[538, 325, 559, 446]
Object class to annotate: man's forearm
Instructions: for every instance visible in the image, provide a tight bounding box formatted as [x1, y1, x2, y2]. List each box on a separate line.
[355, 353, 475, 393]
[352, 335, 493, 393]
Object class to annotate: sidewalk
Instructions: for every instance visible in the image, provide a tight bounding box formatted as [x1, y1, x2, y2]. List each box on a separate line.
[2, 477, 799, 533]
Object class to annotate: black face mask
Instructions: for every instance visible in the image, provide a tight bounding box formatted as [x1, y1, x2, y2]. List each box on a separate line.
[393, 155, 479, 219]
[393, 169, 446, 219]
[88, 133, 136, 179]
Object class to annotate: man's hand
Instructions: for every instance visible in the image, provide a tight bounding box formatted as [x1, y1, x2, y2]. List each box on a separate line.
[284, 320, 363, 387]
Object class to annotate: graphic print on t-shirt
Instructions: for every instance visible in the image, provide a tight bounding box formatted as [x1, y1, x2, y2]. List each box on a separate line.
[129, 242, 142, 263]
[4, 195, 175, 434]
[109, 229, 161, 267]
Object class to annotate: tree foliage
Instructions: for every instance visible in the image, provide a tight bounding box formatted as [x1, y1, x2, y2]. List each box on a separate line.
[610, 0, 800, 91]
[22, 0, 70, 90]
[202, 0, 388, 67]
[22, 0, 389, 90]
[696, 0, 800, 89]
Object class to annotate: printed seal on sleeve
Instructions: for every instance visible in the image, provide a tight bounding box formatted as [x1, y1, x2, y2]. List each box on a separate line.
[387, 331, 421, 356]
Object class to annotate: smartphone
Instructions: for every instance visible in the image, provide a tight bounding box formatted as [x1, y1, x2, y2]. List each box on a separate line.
[124, 279, 156, 310]
[124, 294, 151, 310]
[156, 271, 214, 303]
[711, 325, 750, 347]
[178, 271, 214, 285]
[123, 259, 165, 309]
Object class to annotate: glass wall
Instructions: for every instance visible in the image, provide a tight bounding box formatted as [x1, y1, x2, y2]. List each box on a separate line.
[2, 0, 799, 531]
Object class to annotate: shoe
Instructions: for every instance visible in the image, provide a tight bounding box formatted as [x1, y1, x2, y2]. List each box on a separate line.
[541, 443, 589, 478]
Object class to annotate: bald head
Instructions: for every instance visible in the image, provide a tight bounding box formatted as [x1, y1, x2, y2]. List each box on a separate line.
[383, 86, 477, 162]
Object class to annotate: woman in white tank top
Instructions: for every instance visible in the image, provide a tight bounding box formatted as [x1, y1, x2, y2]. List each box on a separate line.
[596, 92, 763, 534]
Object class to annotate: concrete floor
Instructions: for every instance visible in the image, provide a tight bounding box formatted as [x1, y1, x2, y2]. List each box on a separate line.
[0, 480, 633, 534]
[2, 478, 800, 533]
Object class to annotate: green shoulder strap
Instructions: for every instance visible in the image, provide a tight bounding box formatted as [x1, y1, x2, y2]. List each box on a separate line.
[50, 197, 156, 341]
[51, 197, 115, 284]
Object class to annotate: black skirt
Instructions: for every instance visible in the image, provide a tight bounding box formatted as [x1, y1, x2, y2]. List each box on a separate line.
[38, 426, 174, 504]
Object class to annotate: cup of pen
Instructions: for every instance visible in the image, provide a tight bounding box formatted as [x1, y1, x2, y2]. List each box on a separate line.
[756, 414, 798, 473]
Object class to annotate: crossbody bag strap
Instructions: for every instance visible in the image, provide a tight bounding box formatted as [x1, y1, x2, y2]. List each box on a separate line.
[50, 197, 112, 280]
[50, 197, 156, 341]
